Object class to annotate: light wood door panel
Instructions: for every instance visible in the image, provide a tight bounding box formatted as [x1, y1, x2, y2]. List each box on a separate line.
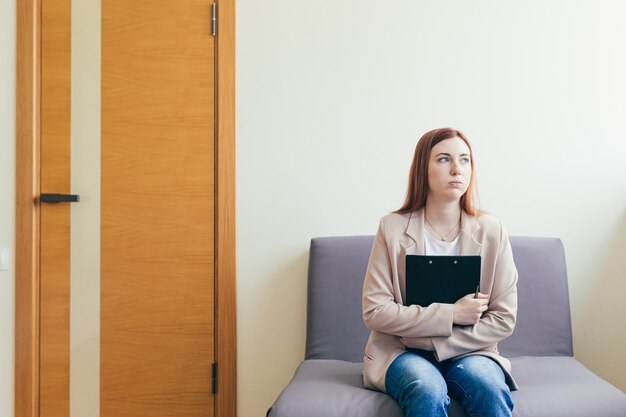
[40, 0, 71, 415]
[101, 0, 215, 415]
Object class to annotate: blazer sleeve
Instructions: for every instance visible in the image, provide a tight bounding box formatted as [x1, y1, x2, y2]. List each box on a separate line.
[362, 217, 454, 338]
[431, 220, 518, 361]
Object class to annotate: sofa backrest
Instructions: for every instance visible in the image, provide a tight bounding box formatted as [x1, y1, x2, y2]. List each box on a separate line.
[304, 235, 574, 362]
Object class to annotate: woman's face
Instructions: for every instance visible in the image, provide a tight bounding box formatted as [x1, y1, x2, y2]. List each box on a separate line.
[427, 137, 472, 203]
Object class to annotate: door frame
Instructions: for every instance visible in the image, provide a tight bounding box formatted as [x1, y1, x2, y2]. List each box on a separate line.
[14, 0, 237, 415]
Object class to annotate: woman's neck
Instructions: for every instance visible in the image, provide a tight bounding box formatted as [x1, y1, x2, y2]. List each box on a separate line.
[424, 199, 461, 228]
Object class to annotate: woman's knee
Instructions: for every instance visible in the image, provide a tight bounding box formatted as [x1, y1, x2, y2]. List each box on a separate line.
[387, 353, 443, 386]
[393, 375, 449, 417]
[448, 356, 506, 385]
[386, 353, 448, 403]
[445, 356, 514, 415]
[401, 376, 449, 402]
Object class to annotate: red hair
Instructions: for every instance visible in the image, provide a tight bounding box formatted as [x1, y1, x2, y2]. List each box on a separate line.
[395, 128, 481, 216]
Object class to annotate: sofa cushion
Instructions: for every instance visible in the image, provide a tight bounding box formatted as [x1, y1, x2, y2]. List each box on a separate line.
[500, 237, 574, 357]
[510, 356, 626, 416]
[267, 360, 403, 417]
[305, 236, 373, 361]
[267, 358, 626, 417]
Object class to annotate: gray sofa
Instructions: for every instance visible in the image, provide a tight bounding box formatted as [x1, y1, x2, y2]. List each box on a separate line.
[267, 236, 626, 417]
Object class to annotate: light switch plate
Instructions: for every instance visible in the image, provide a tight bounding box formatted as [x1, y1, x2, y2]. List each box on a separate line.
[0, 248, 10, 270]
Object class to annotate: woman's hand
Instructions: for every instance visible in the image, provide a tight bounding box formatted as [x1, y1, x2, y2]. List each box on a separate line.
[453, 293, 489, 325]
[400, 336, 435, 351]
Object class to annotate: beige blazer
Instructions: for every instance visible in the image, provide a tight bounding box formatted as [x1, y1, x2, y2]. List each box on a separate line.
[362, 208, 519, 393]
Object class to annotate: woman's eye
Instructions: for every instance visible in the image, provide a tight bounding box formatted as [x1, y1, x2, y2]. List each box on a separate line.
[461, 158, 470, 164]
[438, 157, 449, 163]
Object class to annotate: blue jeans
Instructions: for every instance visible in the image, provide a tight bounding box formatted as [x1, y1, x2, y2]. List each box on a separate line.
[385, 351, 514, 417]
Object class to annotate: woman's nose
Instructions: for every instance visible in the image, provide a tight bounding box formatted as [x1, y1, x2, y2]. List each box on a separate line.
[450, 163, 461, 176]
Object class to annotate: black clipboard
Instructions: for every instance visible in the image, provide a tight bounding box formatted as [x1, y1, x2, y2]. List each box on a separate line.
[405, 255, 481, 307]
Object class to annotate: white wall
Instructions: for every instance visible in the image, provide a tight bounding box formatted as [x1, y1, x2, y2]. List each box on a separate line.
[2, 2, 626, 417]
[0, 0, 16, 414]
[237, 1, 626, 415]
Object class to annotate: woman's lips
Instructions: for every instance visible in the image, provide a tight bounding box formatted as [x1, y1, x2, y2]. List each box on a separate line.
[449, 181, 463, 188]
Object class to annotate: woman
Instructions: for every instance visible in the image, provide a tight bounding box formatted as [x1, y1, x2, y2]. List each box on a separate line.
[362, 128, 518, 417]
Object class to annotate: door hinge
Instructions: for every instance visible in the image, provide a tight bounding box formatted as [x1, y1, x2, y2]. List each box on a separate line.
[212, 362, 217, 394]
[211, 3, 217, 36]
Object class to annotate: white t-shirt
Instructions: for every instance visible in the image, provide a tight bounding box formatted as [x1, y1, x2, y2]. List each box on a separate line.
[424, 228, 461, 256]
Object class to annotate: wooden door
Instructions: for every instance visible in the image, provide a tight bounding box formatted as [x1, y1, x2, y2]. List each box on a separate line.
[37, 0, 217, 416]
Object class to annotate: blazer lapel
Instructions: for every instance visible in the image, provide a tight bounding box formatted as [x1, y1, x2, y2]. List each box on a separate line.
[404, 208, 425, 255]
[460, 210, 482, 255]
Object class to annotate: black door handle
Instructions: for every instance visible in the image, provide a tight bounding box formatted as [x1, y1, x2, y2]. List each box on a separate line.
[40, 194, 80, 203]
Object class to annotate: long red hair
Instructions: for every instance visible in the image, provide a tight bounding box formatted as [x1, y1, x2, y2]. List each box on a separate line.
[395, 128, 481, 216]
